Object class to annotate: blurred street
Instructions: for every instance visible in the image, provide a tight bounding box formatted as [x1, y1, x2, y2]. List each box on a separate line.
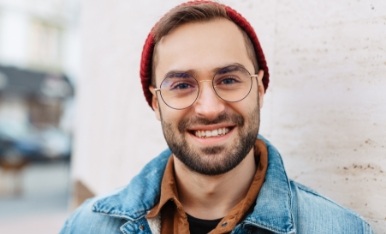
[0, 161, 71, 234]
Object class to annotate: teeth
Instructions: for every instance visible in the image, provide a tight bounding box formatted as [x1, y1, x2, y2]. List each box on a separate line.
[195, 128, 230, 138]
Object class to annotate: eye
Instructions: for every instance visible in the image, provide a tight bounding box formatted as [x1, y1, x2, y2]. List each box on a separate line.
[215, 75, 242, 86]
[170, 81, 194, 90]
[219, 76, 239, 85]
[161, 77, 198, 94]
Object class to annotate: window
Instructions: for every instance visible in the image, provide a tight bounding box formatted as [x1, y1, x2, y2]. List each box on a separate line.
[28, 18, 63, 69]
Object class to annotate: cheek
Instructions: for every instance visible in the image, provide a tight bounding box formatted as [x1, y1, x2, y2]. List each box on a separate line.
[234, 91, 260, 118]
[245, 87, 260, 108]
[158, 105, 186, 125]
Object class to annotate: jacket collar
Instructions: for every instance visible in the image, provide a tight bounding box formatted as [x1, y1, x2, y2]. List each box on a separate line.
[92, 149, 171, 220]
[242, 136, 295, 233]
[92, 136, 295, 233]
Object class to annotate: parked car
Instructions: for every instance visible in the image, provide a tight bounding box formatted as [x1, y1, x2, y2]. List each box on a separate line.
[0, 121, 71, 163]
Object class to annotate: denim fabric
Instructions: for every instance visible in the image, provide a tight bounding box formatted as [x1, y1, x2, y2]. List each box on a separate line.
[60, 137, 373, 234]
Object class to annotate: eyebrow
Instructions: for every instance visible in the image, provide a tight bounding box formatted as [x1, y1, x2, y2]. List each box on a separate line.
[163, 63, 248, 79]
[216, 63, 247, 74]
[164, 71, 194, 79]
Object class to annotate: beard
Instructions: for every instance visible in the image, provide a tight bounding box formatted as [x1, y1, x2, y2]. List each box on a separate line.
[160, 104, 260, 176]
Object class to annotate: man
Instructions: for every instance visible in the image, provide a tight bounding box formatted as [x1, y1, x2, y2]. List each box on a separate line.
[61, 1, 373, 233]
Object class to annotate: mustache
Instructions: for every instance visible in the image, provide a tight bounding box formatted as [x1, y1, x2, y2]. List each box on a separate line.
[178, 112, 244, 132]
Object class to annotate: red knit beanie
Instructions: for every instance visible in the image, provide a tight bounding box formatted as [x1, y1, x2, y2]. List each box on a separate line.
[140, 0, 269, 108]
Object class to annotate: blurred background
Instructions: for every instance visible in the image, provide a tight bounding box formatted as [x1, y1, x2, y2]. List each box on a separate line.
[0, 0, 385, 233]
[0, 0, 79, 233]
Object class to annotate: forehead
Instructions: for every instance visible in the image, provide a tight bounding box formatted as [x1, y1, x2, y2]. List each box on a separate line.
[154, 19, 254, 81]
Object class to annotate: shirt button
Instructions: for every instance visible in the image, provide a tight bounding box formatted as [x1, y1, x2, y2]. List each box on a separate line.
[139, 225, 145, 231]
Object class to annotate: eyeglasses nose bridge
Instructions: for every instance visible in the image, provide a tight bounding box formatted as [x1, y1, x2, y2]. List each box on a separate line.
[198, 79, 216, 93]
[195, 78, 221, 102]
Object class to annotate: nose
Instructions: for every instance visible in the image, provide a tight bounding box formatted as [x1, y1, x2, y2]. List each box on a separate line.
[193, 80, 226, 119]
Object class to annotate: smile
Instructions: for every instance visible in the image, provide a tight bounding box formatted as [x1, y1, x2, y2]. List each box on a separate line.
[194, 128, 230, 138]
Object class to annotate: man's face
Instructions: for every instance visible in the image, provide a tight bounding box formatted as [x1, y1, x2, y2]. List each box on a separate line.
[150, 19, 265, 175]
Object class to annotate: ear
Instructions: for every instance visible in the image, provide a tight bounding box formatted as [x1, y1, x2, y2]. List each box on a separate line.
[256, 70, 265, 109]
[149, 86, 161, 121]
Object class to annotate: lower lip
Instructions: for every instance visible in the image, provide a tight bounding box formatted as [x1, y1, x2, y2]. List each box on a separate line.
[188, 128, 235, 146]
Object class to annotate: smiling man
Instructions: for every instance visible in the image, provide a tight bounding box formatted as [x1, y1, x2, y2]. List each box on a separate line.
[61, 1, 372, 233]
[150, 19, 263, 177]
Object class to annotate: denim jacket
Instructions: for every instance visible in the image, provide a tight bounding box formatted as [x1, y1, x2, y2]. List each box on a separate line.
[60, 137, 373, 234]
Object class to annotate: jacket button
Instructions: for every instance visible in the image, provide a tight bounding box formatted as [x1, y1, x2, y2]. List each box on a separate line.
[139, 225, 145, 231]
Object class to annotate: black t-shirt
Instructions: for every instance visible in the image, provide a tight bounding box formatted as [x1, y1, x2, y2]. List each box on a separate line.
[187, 214, 222, 234]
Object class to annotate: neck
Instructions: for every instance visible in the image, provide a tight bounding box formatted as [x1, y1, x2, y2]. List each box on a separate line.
[173, 149, 256, 220]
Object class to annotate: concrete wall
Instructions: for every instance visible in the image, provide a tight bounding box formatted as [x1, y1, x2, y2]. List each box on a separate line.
[74, 0, 386, 232]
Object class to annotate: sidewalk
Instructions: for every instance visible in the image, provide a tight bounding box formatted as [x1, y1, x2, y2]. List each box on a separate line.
[0, 161, 71, 234]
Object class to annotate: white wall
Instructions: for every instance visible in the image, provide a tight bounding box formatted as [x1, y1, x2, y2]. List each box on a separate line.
[0, 0, 79, 72]
[74, 0, 386, 232]
[0, 10, 29, 66]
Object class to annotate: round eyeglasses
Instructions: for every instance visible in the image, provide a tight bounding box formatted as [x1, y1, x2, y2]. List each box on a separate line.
[154, 65, 258, 110]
